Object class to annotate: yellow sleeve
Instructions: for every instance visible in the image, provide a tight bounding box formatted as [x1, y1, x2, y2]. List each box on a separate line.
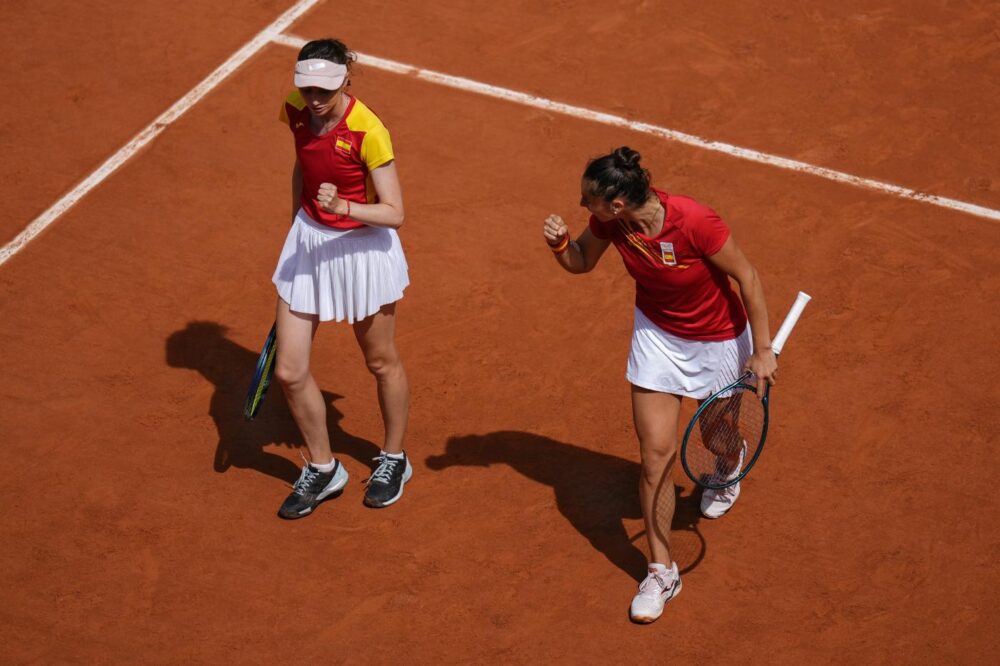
[360, 125, 394, 171]
[279, 91, 305, 124]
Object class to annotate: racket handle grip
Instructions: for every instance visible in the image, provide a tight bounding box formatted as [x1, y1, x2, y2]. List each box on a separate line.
[771, 291, 811, 355]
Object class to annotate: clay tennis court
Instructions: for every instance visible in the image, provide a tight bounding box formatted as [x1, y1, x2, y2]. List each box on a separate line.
[3, 0, 999, 661]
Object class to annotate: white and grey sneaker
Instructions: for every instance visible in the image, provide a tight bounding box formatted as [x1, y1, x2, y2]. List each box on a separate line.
[700, 481, 741, 519]
[629, 563, 682, 623]
[700, 441, 746, 519]
[278, 460, 348, 519]
[363, 451, 412, 508]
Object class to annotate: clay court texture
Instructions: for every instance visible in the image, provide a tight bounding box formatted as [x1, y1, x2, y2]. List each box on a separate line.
[2, 0, 999, 662]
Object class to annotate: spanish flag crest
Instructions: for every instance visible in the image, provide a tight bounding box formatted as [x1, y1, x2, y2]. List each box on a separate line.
[335, 138, 353, 155]
[660, 242, 677, 266]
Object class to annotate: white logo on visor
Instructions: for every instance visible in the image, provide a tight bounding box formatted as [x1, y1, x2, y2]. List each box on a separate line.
[307, 62, 327, 71]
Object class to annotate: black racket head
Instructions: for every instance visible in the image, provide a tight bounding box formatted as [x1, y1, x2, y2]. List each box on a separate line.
[680, 375, 770, 490]
[243, 323, 277, 421]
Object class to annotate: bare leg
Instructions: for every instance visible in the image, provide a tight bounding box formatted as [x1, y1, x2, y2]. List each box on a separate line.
[632, 385, 682, 566]
[697, 394, 745, 476]
[273, 298, 332, 465]
[352, 303, 409, 454]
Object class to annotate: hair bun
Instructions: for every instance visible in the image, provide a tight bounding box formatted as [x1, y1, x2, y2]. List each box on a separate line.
[582, 146, 652, 207]
[612, 146, 641, 169]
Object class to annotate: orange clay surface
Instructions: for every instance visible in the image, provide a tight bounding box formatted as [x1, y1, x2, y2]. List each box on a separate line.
[2, 1, 999, 662]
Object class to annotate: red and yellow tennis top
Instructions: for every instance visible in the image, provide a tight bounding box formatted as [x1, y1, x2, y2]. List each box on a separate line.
[589, 189, 747, 341]
[280, 92, 394, 229]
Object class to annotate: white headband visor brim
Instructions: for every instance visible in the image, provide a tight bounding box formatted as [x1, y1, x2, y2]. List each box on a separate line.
[294, 59, 348, 90]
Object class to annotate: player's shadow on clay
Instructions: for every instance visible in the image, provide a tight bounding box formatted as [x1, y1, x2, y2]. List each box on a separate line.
[426, 431, 706, 581]
[165, 321, 379, 484]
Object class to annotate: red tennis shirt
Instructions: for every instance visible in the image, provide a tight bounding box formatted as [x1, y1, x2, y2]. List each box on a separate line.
[588, 189, 747, 341]
[280, 92, 395, 230]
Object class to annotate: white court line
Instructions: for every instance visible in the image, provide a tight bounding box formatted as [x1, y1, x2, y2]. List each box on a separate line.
[3, 21, 998, 269]
[0, 0, 323, 268]
[273, 32, 1000, 224]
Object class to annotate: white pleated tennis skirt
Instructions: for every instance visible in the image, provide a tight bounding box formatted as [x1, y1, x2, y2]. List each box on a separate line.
[626, 307, 753, 399]
[272, 208, 410, 323]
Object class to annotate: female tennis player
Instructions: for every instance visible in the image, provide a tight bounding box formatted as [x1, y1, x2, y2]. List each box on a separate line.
[271, 38, 412, 518]
[542, 147, 777, 623]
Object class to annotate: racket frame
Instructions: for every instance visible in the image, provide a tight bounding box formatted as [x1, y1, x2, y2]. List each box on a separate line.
[680, 373, 770, 490]
[243, 322, 277, 420]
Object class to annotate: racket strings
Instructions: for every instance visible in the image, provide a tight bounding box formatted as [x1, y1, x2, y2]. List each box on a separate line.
[685, 387, 765, 487]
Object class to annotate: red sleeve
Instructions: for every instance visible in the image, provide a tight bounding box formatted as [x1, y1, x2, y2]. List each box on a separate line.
[588, 215, 610, 240]
[687, 206, 730, 257]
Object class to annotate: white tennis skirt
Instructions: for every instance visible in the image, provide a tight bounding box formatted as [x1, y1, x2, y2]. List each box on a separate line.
[626, 307, 753, 399]
[272, 209, 410, 323]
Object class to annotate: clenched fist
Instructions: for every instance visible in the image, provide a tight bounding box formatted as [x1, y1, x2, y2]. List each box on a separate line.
[317, 182, 344, 214]
[543, 214, 569, 247]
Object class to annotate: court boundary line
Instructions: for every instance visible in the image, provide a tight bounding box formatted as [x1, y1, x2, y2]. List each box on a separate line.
[0, 0, 324, 268]
[3, 19, 998, 268]
[272, 32, 1000, 224]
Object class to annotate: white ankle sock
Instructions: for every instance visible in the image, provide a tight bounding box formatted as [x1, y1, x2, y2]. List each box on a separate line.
[311, 459, 337, 473]
[385, 451, 405, 460]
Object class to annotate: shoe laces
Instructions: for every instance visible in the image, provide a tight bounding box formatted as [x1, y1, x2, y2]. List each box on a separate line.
[292, 464, 323, 496]
[367, 454, 400, 485]
[706, 482, 738, 503]
[638, 569, 676, 597]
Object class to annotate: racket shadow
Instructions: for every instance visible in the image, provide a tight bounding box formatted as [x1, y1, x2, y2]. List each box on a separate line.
[649, 480, 707, 576]
[166, 321, 379, 484]
[426, 431, 707, 582]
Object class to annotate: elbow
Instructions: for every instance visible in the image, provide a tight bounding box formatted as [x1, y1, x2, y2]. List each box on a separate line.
[391, 206, 405, 229]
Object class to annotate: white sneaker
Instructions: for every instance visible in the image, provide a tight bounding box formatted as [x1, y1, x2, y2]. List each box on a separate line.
[700, 441, 746, 519]
[629, 563, 682, 623]
[700, 480, 741, 519]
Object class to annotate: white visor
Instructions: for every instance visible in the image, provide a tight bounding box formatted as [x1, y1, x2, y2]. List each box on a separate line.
[294, 59, 348, 90]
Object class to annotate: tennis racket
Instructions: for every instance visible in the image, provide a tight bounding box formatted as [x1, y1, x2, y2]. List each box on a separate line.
[680, 291, 811, 489]
[243, 322, 277, 420]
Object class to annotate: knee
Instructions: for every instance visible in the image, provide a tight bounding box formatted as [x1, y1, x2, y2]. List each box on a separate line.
[274, 359, 309, 389]
[364, 351, 401, 378]
[638, 441, 677, 484]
